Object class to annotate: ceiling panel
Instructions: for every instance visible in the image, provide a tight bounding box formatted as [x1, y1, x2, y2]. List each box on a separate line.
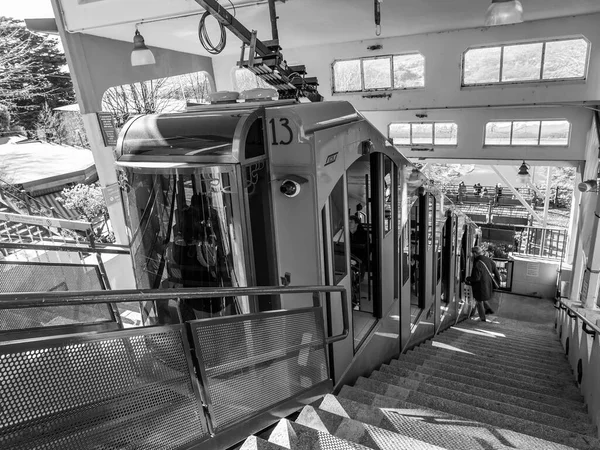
[57, 0, 600, 57]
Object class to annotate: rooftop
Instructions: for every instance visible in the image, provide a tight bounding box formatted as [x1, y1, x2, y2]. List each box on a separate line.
[0, 139, 95, 186]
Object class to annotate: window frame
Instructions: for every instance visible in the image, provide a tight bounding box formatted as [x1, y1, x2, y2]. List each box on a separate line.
[331, 52, 425, 94]
[388, 121, 459, 147]
[483, 119, 572, 147]
[461, 36, 590, 87]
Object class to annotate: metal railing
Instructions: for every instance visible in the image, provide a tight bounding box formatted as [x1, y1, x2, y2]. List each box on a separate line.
[0, 285, 349, 344]
[0, 284, 348, 450]
[515, 226, 567, 260]
[555, 298, 600, 421]
[554, 299, 600, 339]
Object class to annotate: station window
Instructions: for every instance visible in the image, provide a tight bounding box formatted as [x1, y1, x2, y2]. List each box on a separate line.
[332, 53, 424, 93]
[389, 122, 458, 146]
[484, 120, 571, 146]
[233, 68, 272, 91]
[463, 37, 589, 86]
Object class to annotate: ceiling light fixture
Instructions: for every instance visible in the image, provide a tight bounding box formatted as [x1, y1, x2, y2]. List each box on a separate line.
[484, 0, 523, 26]
[516, 161, 531, 185]
[131, 28, 155, 66]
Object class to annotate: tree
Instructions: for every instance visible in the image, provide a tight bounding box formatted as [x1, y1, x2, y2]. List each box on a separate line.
[0, 17, 75, 134]
[35, 104, 89, 148]
[0, 104, 10, 132]
[102, 72, 212, 128]
[420, 164, 476, 189]
[59, 183, 107, 222]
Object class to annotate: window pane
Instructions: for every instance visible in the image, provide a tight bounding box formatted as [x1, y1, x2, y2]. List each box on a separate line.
[384, 156, 393, 234]
[363, 57, 391, 89]
[330, 177, 347, 283]
[512, 121, 541, 145]
[485, 122, 512, 145]
[434, 123, 458, 145]
[333, 60, 361, 92]
[463, 47, 501, 84]
[540, 120, 570, 145]
[234, 68, 271, 91]
[502, 43, 543, 82]
[412, 124, 433, 144]
[389, 123, 411, 145]
[543, 39, 588, 80]
[393, 54, 425, 88]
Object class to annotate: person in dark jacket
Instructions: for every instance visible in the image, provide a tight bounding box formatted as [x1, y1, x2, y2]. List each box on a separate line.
[349, 215, 369, 270]
[467, 246, 501, 322]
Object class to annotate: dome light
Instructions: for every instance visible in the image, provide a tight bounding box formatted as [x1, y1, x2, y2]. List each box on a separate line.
[485, 0, 523, 26]
[131, 29, 156, 66]
[516, 161, 531, 185]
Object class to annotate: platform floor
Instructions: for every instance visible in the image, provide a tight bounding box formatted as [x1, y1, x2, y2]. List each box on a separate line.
[486, 292, 557, 325]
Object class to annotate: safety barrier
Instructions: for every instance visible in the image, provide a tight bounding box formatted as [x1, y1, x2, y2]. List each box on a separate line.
[555, 299, 600, 433]
[0, 285, 348, 450]
[515, 226, 567, 260]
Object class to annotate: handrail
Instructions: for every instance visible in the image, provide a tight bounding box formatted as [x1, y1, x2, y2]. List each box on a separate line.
[555, 299, 600, 337]
[0, 284, 349, 344]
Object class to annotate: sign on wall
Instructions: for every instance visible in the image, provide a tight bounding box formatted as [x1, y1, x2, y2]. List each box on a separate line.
[96, 112, 118, 147]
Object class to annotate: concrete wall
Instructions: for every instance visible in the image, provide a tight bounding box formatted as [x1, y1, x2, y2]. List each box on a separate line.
[510, 255, 559, 299]
[213, 13, 600, 110]
[363, 107, 591, 163]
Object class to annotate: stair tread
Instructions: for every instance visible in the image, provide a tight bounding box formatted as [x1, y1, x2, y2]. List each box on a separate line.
[397, 353, 582, 399]
[406, 347, 575, 383]
[332, 390, 582, 450]
[354, 377, 599, 450]
[382, 361, 587, 413]
[439, 331, 566, 355]
[416, 342, 573, 377]
[370, 369, 595, 435]
[453, 323, 560, 340]
[421, 339, 572, 371]
[296, 405, 447, 449]
[456, 317, 557, 335]
[435, 332, 568, 359]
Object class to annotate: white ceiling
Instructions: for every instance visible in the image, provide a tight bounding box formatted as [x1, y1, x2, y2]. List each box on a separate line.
[59, 0, 600, 57]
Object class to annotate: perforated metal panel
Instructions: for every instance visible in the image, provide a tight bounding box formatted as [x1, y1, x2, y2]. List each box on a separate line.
[192, 308, 329, 431]
[0, 262, 104, 293]
[0, 262, 112, 330]
[0, 326, 208, 449]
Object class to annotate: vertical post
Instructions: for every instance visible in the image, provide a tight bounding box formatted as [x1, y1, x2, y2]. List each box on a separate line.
[567, 167, 583, 265]
[50, 0, 129, 245]
[543, 167, 552, 227]
[268, 0, 279, 42]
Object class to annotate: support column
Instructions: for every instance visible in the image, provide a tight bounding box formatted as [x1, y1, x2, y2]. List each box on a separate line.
[51, 0, 128, 244]
[542, 167, 552, 227]
[566, 167, 582, 265]
[581, 192, 600, 308]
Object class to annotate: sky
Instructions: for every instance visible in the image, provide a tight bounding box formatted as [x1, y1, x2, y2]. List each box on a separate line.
[1, 0, 55, 20]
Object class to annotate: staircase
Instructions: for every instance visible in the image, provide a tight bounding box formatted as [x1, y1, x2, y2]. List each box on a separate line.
[240, 316, 599, 450]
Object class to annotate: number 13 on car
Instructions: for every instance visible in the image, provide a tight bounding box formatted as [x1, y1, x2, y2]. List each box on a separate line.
[268, 116, 294, 146]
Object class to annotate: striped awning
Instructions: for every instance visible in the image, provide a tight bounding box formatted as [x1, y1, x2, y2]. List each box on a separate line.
[32, 193, 81, 221]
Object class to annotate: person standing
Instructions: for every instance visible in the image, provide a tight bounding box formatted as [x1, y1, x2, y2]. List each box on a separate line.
[458, 181, 466, 204]
[467, 246, 501, 322]
[355, 203, 367, 223]
[494, 183, 503, 206]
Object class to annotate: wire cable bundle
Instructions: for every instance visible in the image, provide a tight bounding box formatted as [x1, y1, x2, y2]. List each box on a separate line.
[198, 11, 226, 54]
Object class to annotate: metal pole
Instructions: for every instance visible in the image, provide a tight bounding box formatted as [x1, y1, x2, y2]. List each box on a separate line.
[543, 167, 552, 227]
[268, 0, 279, 42]
[491, 166, 543, 223]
